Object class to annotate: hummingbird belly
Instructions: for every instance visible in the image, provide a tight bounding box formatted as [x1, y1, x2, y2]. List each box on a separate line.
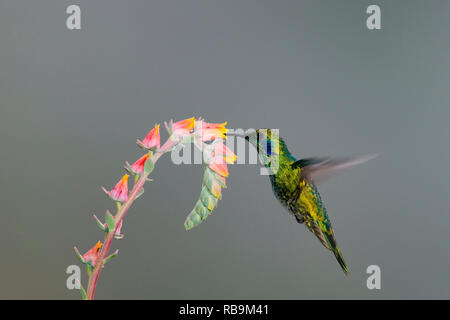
[269, 170, 306, 223]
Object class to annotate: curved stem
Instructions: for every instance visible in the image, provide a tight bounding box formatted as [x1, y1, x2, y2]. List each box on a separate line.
[86, 138, 178, 300]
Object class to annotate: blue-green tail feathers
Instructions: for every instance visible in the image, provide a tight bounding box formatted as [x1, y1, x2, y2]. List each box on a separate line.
[323, 231, 349, 275]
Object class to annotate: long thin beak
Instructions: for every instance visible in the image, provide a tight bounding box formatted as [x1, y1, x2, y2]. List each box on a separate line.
[225, 132, 246, 138]
[225, 129, 256, 138]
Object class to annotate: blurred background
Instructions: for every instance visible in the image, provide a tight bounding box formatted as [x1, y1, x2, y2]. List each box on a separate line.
[1, 0, 450, 299]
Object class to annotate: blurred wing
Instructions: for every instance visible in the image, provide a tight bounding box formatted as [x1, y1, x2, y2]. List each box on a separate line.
[292, 154, 379, 183]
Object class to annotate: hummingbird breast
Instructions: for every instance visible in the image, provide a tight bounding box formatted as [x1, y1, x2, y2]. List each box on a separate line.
[269, 164, 303, 215]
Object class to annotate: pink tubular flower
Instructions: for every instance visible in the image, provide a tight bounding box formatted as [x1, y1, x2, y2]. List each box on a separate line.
[137, 124, 160, 150]
[128, 153, 150, 174]
[207, 142, 236, 177]
[214, 173, 227, 187]
[82, 241, 103, 265]
[211, 142, 237, 164]
[102, 174, 129, 202]
[196, 121, 227, 142]
[208, 158, 230, 177]
[172, 117, 196, 137]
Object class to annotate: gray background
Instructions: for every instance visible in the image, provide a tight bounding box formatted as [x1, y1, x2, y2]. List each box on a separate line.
[0, 0, 449, 299]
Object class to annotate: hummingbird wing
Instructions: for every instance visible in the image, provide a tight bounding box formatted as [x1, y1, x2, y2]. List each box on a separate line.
[292, 154, 379, 184]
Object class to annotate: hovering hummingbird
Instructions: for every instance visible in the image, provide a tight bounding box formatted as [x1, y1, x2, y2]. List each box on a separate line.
[229, 129, 377, 274]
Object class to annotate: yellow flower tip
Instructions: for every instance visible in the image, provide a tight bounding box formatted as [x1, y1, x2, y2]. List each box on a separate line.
[214, 121, 227, 129]
[94, 241, 103, 252]
[216, 122, 227, 129]
[187, 117, 196, 128]
[119, 174, 129, 184]
[224, 155, 237, 164]
[173, 117, 196, 132]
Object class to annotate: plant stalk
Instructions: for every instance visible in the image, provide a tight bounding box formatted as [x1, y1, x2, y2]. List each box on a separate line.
[85, 138, 177, 299]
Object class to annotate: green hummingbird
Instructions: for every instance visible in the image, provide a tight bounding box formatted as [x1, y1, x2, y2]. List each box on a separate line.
[231, 129, 377, 274]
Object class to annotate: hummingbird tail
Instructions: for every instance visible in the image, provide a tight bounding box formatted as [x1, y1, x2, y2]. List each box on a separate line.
[322, 231, 349, 275]
[332, 247, 349, 275]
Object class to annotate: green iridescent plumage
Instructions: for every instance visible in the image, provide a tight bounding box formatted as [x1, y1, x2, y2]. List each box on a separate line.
[243, 129, 377, 275]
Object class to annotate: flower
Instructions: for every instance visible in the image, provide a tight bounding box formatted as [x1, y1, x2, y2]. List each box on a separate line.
[128, 153, 150, 175]
[171, 117, 196, 137]
[210, 142, 237, 164]
[196, 121, 227, 141]
[82, 241, 103, 265]
[208, 158, 229, 177]
[206, 142, 236, 178]
[137, 124, 160, 150]
[102, 174, 129, 202]
[213, 172, 227, 187]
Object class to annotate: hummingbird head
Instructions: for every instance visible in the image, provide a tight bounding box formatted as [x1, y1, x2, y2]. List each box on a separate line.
[226, 128, 292, 174]
[226, 128, 291, 165]
[244, 128, 282, 156]
[244, 128, 292, 170]
[244, 128, 268, 149]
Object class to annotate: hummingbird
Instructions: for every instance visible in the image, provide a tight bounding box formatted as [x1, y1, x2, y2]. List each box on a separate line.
[229, 129, 377, 274]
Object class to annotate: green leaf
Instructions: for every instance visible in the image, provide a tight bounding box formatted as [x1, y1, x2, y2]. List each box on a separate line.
[184, 201, 208, 230]
[205, 167, 226, 187]
[194, 201, 209, 220]
[202, 170, 214, 190]
[104, 249, 119, 265]
[144, 157, 154, 175]
[184, 219, 194, 230]
[135, 187, 144, 200]
[124, 162, 135, 175]
[85, 264, 92, 277]
[184, 212, 201, 230]
[184, 166, 227, 230]
[93, 215, 107, 232]
[105, 210, 116, 233]
[73, 247, 85, 264]
[79, 285, 88, 300]
[200, 186, 217, 211]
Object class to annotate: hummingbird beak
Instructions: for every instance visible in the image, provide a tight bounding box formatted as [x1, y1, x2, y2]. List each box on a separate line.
[225, 130, 254, 139]
[225, 132, 245, 137]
